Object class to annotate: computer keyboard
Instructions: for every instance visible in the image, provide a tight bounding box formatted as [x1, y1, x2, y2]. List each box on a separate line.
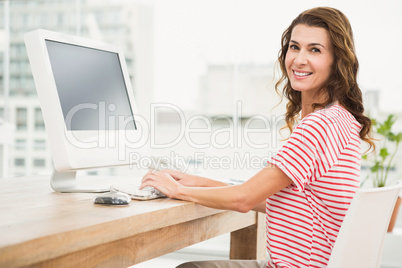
[109, 156, 183, 200]
[110, 184, 166, 200]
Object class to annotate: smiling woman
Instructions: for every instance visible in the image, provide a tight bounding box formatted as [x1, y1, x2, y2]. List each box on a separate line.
[285, 25, 334, 110]
[141, 7, 376, 268]
[276, 7, 375, 151]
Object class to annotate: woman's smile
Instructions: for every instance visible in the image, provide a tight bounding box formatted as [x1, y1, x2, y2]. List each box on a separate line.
[292, 69, 313, 78]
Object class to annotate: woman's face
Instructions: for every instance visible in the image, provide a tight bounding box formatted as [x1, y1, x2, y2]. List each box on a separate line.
[285, 24, 334, 95]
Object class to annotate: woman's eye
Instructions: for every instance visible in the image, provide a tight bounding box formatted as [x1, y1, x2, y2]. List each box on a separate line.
[311, 47, 321, 53]
[289, 44, 299, 50]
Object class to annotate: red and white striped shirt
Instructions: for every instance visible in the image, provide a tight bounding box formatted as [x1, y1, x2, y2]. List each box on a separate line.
[267, 104, 361, 268]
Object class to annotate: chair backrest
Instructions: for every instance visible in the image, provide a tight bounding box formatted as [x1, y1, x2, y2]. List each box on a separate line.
[327, 182, 402, 268]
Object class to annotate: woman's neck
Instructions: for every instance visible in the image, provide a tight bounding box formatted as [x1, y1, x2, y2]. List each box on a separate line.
[300, 90, 332, 119]
[301, 103, 315, 119]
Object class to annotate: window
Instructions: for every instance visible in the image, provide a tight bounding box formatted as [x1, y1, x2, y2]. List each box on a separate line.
[33, 158, 45, 167]
[34, 108, 45, 130]
[34, 139, 46, 150]
[15, 139, 27, 150]
[14, 158, 25, 167]
[16, 108, 27, 131]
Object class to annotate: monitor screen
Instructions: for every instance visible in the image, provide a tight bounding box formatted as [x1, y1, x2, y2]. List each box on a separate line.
[45, 40, 136, 131]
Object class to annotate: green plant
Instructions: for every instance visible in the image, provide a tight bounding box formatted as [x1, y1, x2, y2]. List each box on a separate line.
[362, 114, 402, 187]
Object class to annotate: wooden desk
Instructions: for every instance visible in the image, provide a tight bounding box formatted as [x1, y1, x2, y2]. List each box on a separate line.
[0, 175, 265, 267]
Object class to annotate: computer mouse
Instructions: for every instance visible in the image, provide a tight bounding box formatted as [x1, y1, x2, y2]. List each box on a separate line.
[93, 192, 131, 205]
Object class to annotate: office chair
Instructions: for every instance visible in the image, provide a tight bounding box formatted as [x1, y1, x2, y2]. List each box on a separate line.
[327, 181, 402, 268]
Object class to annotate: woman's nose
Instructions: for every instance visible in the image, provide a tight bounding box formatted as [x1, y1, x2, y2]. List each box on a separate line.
[293, 50, 308, 66]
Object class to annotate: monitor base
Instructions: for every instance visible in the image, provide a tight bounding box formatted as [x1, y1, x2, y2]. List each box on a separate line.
[51, 169, 109, 193]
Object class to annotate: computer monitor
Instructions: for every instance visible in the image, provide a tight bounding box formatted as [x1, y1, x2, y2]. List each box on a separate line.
[24, 29, 144, 192]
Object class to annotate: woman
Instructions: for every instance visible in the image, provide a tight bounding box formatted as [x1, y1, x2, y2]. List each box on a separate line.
[141, 7, 374, 268]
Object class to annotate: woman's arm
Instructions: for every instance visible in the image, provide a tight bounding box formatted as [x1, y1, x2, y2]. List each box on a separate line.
[163, 170, 267, 213]
[252, 200, 267, 214]
[164, 169, 229, 187]
[141, 164, 292, 213]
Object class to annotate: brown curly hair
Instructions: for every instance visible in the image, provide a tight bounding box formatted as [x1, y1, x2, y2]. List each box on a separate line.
[275, 7, 375, 151]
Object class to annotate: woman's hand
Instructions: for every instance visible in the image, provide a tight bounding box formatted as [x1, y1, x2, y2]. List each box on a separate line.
[140, 170, 183, 199]
[161, 170, 203, 187]
[140, 169, 230, 201]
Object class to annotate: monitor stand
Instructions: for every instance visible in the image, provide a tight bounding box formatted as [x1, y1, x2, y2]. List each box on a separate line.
[51, 169, 109, 193]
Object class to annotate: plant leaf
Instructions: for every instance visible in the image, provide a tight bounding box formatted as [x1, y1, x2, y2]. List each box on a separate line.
[396, 133, 402, 144]
[389, 132, 397, 142]
[377, 114, 395, 137]
[379, 148, 389, 159]
[371, 162, 381, 173]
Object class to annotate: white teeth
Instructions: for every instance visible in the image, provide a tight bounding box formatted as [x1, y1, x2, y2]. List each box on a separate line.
[294, 71, 312, 76]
